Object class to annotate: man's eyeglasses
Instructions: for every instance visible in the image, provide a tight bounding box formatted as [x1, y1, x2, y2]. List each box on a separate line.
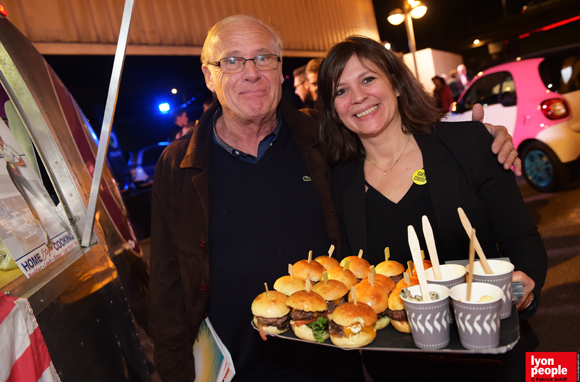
[208, 54, 281, 74]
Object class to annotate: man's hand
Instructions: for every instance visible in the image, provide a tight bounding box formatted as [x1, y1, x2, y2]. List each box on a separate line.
[472, 104, 522, 176]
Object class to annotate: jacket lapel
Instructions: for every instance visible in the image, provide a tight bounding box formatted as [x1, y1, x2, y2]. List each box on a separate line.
[341, 158, 368, 256]
[415, 133, 462, 260]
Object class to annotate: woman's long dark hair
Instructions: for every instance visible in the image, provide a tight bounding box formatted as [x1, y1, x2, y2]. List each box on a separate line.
[317, 36, 445, 163]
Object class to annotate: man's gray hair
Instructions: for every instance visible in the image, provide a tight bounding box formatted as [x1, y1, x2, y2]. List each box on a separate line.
[200, 15, 284, 65]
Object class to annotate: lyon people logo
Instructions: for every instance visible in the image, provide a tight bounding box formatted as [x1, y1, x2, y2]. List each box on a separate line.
[526, 352, 578, 381]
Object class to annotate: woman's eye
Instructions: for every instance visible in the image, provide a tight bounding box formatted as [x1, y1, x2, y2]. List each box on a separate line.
[363, 77, 376, 84]
[335, 88, 345, 96]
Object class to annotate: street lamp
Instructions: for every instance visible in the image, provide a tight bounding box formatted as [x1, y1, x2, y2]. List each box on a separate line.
[388, 0, 427, 80]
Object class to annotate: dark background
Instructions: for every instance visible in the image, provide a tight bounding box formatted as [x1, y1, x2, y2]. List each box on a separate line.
[43, 0, 580, 155]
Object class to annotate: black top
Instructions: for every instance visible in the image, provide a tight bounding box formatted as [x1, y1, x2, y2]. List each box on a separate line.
[331, 123, 547, 319]
[365, 180, 445, 266]
[208, 119, 363, 381]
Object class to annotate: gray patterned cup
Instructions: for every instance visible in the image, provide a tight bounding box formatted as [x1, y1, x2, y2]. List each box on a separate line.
[425, 264, 467, 323]
[401, 284, 450, 350]
[449, 282, 503, 350]
[470, 260, 515, 319]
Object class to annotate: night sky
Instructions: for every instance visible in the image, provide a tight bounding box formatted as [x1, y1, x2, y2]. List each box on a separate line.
[43, 0, 580, 155]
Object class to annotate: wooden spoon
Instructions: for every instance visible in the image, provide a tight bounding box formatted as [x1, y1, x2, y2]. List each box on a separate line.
[407, 225, 431, 301]
[422, 215, 443, 280]
[457, 207, 493, 274]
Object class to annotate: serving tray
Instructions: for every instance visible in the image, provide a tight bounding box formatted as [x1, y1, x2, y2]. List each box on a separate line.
[252, 303, 519, 354]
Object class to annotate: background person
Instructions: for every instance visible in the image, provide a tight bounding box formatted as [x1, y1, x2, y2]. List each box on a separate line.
[292, 65, 314, 108]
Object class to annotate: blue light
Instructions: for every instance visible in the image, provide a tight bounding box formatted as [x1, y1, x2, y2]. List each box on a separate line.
[159, 103, 170, 113]
[157, 141, 170, 146]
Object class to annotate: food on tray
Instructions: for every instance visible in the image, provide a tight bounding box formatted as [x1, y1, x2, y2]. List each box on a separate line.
[327, 264, 358, 289]
[375, 247, 405, 284]
[479, 295, 495, 302]
[408, 259, 433, 277]
[340, 250, 371, 280]
[349, 280, 390, 330]
[315, 255, 340, 270]
[361, 273, 396, 295]
[400, 288, 441, 302]
[387, 287, 412, 333]
[294, 251, 326, 283]
[312, 277, 349, 320]
[329, 301, 377, 348]
[274, 275, 306, 296]
[251, 290, 291, 340]
[315, 244, 340, 270]
[286, 290, 329, 343]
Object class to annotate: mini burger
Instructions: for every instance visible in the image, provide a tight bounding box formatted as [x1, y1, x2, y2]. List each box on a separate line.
[387, 287, 411, 333]
[315, 255, 340, 270]
[312, 279, 349, 319]
[349, 281, 390, 330]
[251, 290, 291, 340]
[286, 290, 329, 343]
[327, 265, 358, 289]
[361, 274, 396, 295]
[340, 254, 371, 281]
[408, 260, 433, 276]
[330, 301, 377, 348]
[293, 259, 326, 283]
[375, 260, 405, 285]
[273, 275, 306, 296]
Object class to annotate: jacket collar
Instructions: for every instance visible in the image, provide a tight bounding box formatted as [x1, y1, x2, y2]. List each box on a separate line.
[179, 100, 319, 171]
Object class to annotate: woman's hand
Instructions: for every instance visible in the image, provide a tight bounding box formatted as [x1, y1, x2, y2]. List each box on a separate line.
[513, 270, 535, 311]
[472, 103, 522, 176]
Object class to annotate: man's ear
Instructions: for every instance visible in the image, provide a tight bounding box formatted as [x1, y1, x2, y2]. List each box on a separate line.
[279, 58, 285, 85]
[202, 65, 216, 92]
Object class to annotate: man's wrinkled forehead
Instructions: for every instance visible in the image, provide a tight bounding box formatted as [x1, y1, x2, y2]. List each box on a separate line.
[212, 21, 279, 58]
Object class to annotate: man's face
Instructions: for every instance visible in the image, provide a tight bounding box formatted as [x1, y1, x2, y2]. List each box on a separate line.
[293, 74, 311, 103]
[175, 112, 189, 127]
[202, 20, 284, 124]
[305, 72, 319, 101]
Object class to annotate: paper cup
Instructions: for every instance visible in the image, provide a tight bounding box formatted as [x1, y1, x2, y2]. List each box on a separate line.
[401, 284, 450, 350]
[470, 260, 514, 319]
[425, 264, 466, 323]
[449, 282, 503, 350]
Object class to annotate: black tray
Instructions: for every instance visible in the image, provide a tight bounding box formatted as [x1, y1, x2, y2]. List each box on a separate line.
[252, 303, 519, 354]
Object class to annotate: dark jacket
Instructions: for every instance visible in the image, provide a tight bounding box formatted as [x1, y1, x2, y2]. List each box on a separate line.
[148, 100, 341, 382]
[331, 121, 547, 317]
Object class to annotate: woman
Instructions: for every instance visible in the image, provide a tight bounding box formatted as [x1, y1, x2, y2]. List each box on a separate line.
[317, 36, 547, 381]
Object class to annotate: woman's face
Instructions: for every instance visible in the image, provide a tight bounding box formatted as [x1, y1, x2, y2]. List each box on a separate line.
[333, 55, 401, 139]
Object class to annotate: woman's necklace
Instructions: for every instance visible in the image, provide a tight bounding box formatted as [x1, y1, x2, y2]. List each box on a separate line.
[365, 134, 411, 176]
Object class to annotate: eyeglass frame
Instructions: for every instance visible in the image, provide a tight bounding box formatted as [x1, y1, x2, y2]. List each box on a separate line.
[207, 54, 281, 74]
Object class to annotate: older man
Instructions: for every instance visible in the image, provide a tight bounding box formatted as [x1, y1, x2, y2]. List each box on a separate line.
[148, 15, 520, 382]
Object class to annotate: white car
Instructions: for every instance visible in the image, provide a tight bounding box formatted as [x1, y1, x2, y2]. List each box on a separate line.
[444, 44, 580, 192]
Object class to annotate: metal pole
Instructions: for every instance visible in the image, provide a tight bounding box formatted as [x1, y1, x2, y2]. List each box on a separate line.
[404, 13, 419, 81]
[81, 0, 135, 247]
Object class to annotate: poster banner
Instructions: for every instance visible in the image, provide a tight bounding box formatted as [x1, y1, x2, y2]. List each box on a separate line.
[0, 119, 78, 278]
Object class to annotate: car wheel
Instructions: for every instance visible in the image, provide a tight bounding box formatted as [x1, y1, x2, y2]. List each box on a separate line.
[521, 141, 569, 192]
